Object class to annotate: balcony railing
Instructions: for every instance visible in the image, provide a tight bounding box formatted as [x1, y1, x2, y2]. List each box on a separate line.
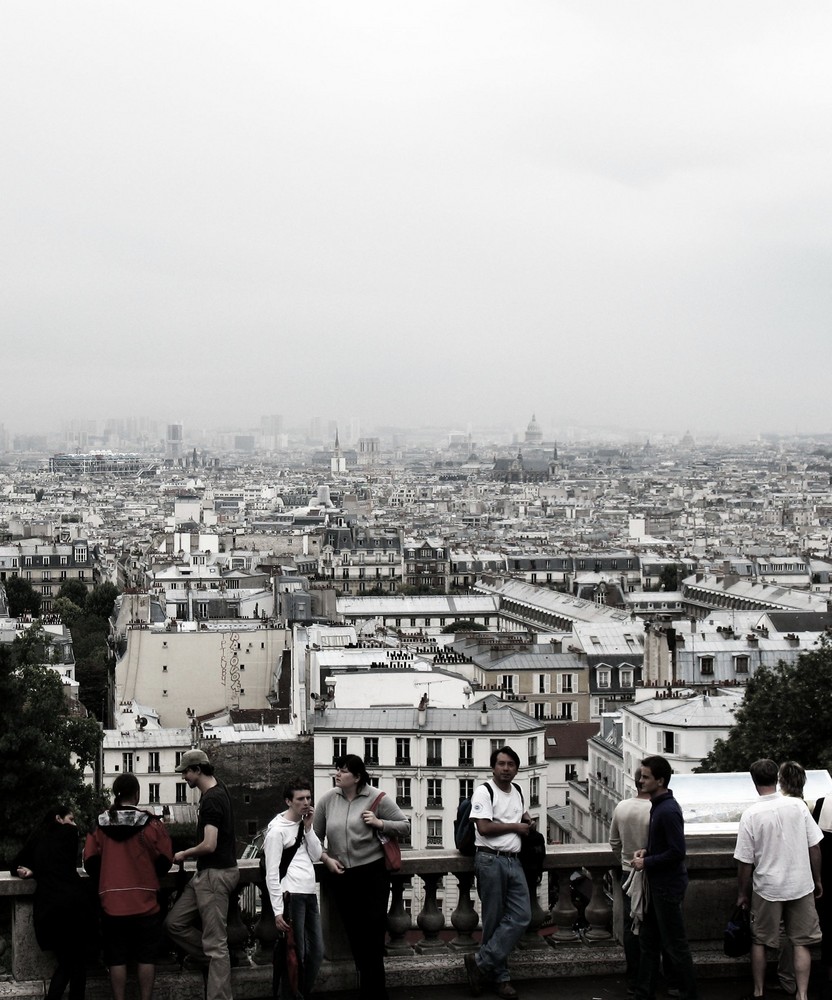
[2, 835, 743, 997]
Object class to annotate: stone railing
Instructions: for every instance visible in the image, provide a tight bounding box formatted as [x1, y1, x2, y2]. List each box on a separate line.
[1, 835, 743, 998]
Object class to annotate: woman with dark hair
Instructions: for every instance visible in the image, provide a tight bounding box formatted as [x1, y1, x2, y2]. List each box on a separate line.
[84, 773, 173, 1000]
[313, 754, 409, 1000]
[12, 805, 87, 1000]
[779, 760, 807, 799]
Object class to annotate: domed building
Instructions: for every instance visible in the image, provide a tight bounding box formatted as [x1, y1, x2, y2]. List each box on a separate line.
[524, 413, 543, 446]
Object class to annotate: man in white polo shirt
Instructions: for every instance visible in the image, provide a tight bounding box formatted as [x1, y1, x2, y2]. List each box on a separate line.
[735, 758, 823, 1000]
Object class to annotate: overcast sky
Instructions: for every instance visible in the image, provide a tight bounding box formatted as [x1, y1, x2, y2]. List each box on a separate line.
[2, 2, 831, 440]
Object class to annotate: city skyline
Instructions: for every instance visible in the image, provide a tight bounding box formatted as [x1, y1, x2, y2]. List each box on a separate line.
[3, 3, 832, 436]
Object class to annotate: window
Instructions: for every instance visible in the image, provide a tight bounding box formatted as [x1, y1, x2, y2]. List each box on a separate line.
[700, 656, 714, 676]
[536, 673, 551, 694]
[597, 669, 611, 689]
[427, 778, 443, 807]
[175, 783, 188, 803]
[395, 737, 411, 766]
[557, 702, 575, 721]
[557, 674, 574, 694]
[458, 739, 473, 766]
[661, 731, 677, 754]
[332, 737, 347, 763]
[148, 752, 160, 773]
[122, 752, 134, 773]
[528, 737, 538, 766]
[148, 783, 160, 804]
[490, 739, 503, 757]
[500, 674, 518, 693]
[364, 737, 379, 765]
[620, 669, 633, 688]
[530, 776, 540, 807]
[565, 764, 578, 782]
[459, 778, 474, 801]
[175, 751, 186, 769]
[735, 655, 750, 674]
[533, 702, 548, 719]
[396, 777, 412, 808]
[426, 817, 443, 847]
[426, 738, 442, 766]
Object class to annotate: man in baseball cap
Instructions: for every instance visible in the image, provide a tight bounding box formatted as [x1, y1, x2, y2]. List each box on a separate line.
[165, 750, 239, 1000]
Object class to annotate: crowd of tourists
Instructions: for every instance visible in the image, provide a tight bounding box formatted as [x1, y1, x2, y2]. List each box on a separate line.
[13, 747, 832, 1000]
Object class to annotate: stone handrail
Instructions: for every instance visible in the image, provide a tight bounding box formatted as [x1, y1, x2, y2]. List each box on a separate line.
[1, 837, 743, 997]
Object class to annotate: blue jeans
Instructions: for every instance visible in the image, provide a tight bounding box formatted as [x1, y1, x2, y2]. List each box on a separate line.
[635, 887, 697, 1000]
[279, 893, 323, 1000]
[474, 851, 531, 983]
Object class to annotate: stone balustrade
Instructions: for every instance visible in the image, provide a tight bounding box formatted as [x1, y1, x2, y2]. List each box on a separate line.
[0, 834, 743, 998]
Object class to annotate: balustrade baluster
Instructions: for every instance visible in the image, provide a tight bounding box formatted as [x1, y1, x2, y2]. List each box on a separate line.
[519, 879, 548, 950]
[449, 871, 478, 951]
[386, 874, 413, 955]
[251, 881, 278, 965]
[227, 882, 251, 966]
[581, 867, 612, 941]
[414, 873, 445, 951]
[550, 869, 579, 941]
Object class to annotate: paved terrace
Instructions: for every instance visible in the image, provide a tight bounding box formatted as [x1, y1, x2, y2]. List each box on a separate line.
[1, 841, 775, 999]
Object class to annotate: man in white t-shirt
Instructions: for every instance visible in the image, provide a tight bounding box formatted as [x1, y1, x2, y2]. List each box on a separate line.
[462, 746, 532, 1000]
[734, 758, 823, 1000]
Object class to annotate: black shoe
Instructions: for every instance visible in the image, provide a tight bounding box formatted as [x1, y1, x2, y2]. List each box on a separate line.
[464, 954, 486, 997]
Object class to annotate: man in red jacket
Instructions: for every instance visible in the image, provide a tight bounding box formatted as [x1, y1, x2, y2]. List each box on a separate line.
[84, 774, 173, 1000]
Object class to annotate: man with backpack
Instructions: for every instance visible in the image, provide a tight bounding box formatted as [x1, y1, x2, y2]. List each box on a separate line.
[462, 746, 533, 1000]
[263, 778, 323, 1000]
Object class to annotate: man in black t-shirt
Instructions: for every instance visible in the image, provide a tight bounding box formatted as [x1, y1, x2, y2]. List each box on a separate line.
[165, 750, 239, 1000]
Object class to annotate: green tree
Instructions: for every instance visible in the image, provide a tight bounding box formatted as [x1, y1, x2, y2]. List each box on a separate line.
[57, 579, 90, 606]
[441, 620, 488, 633]
[0, 626, 103, 864]
[71, 613, 112, 719]
[5, 576, 41, 618]
[85, 582, 119, 619]
[53, 595, 85, 629]
[698, 635, 832, 773]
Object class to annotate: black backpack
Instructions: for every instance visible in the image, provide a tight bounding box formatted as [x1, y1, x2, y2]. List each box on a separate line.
[454, 782, 524, 856]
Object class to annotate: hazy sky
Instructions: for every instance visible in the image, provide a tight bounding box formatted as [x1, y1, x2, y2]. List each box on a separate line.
[3, 2, 831, 439]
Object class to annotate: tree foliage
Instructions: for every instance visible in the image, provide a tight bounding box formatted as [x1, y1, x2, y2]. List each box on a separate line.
[57, 579, 90, 607]
[85, 582, 119, 619]
[698, 634, 832, 773]
[441, 620, 488, 633]
[5, 576, 41, 617]
[0, 626, 103, 864]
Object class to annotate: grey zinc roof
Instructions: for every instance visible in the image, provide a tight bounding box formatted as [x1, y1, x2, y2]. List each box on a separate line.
[336, 595, 500, 615]
[480, 579, 632, 623]
[627, 691, 742, 727]
[313, 705, 542, 733]
[473, 652, 585, 672]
